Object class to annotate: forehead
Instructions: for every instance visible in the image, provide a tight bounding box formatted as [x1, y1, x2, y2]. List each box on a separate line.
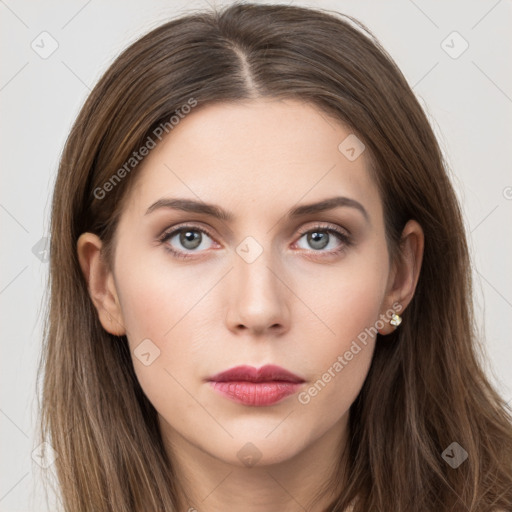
[122, 98, 381, 222]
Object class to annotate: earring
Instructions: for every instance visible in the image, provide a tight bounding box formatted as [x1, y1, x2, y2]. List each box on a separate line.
[390, 313, 402, 327]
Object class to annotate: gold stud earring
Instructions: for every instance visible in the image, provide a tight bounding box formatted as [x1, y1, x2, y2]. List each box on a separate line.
[390, 313, 402, 327]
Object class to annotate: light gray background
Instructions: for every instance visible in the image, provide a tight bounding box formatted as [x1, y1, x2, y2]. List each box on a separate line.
[1, 0, 511, 510]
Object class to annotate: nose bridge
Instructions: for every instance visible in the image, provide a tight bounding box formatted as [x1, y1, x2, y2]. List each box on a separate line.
[226, 234, 290, 333]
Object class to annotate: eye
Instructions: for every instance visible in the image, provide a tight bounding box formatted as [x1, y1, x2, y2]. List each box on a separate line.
[294, 224, 351, 256]
[159, 225, 217, 260]
[158, 222, 352, 260]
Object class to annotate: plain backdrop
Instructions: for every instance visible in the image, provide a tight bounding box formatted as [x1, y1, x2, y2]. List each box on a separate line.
[1, 0, 511, 510]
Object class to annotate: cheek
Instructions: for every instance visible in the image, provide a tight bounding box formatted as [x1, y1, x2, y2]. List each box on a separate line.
[301, 242, 387, 348]
[115, 252, 204, 341]
[295, 292, 379, 425]
[113, 255, 223, 396]
[294, 248, 387, 413]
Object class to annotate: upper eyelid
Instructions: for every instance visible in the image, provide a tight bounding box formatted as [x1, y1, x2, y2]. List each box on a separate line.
[296, 222, 350, 236]
[159, 222, 216, 241]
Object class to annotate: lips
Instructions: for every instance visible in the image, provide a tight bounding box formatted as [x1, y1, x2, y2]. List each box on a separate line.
[207, 364, 305, 384]
[206, 364, 305, 406]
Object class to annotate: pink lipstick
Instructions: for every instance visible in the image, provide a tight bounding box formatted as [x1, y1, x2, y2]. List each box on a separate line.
[206, 364, 305, 406]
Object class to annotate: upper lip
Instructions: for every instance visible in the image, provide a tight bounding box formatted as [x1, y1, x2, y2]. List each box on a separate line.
[207, 364, 305, 383]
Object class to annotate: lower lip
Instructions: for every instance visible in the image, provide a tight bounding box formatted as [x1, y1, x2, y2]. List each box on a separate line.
[208, 381, 303, 406]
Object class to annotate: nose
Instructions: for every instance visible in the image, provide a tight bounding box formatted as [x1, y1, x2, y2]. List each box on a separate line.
[225, 246, 291, 337]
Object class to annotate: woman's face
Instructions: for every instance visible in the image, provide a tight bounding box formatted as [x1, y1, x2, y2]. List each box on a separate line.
[85, 98, 404, 468]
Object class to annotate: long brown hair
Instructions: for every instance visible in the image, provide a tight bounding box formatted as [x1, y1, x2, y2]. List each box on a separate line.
[37, 3, 512, 511]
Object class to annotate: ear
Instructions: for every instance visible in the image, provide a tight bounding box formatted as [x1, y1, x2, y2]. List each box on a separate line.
[378, 219, 424, 335]
[76, 232, 126, 336]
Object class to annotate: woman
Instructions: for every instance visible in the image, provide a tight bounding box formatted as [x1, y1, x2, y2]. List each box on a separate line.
[37, 2, 512, 511]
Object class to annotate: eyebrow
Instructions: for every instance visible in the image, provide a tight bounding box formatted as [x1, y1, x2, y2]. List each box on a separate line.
[145, 196, 369, 223]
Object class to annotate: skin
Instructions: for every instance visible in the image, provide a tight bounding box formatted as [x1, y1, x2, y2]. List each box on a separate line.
[77, 98, 424, 512]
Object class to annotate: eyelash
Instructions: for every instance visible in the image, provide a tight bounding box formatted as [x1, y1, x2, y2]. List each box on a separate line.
[158, 223, 352, 260]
